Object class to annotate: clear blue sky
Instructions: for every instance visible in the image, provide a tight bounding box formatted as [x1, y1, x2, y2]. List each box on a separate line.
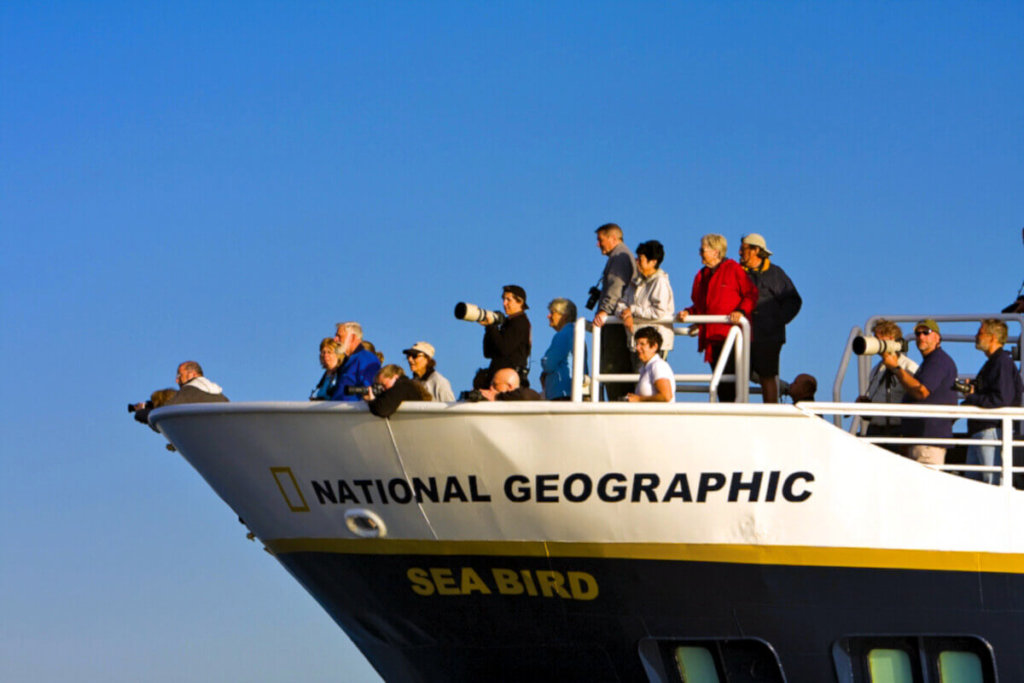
[2, 2, 1021, 681]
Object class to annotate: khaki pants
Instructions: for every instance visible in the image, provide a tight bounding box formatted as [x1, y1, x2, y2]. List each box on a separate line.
[906, 445, 946, 465]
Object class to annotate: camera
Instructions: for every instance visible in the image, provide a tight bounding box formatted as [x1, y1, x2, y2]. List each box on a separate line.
[459, 389, 484, 402]
[454, 302, 505, 326]
[953, 378, 974, 394]
[344, 384, 381, 397]
[851, 336, 909, 356]
[128, 400, 153, 413]
[585, 286, 601, 311]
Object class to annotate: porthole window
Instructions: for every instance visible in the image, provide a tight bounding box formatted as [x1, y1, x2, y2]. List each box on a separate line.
[867, 648, 913, 683]
[674, 646, 720, 683]
[937, 651, 982, 683]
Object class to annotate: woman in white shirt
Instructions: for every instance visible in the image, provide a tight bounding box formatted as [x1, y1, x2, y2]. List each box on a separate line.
[627, 326, 676, 403]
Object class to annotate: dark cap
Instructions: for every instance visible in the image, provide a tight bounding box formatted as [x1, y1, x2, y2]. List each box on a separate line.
[503, 284, 528, 309]
[914, 318, 941, 334]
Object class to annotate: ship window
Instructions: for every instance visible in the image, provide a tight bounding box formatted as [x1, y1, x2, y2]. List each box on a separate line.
[674, 646, 720, 682]
[833, 635, 995, 683]
[937, 651, 982, 683]
[638, 637, 786, 682]
[868, 649, 913, 682]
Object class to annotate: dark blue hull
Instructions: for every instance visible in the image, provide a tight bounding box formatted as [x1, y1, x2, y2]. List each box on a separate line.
[274, 549, 1024, 682]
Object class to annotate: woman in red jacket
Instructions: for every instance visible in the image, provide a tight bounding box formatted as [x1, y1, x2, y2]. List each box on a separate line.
[676, 233, 758, 402]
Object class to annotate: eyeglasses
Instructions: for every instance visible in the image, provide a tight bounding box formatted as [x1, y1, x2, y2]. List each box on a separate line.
[914, 329, 933, 337]
[406, 353, 423, 359]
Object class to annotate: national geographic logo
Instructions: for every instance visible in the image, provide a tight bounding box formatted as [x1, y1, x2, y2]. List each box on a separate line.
[271, 467, 310, 512]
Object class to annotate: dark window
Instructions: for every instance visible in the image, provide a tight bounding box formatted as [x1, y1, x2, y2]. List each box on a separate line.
[639, 638, 786, 683]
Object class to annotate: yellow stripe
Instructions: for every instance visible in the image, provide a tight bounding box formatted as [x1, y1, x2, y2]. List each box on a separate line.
[264, 538, 1024, 574]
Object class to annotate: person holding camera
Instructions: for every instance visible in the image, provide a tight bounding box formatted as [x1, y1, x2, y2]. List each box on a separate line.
[130, 361, 228, 426]
[478, 367, 542, 401]
[856, 320, 919, 447]
[616, 240, 674, 366]
[738, 233, 802, 403]
[478, 285, 531, 389]
[676, 234, 758, 403]
[626, 327, 675, 403]
[331, 321, 382, 401]
[592, 223, 638, 401]
[883, 319, 958, 465]
[960, 319, 1023, 484]
[363, 365, 432, 418]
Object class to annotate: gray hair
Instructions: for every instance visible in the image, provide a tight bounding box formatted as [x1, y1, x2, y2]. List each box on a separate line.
[335, 321, 363, 341]
[548, 298, 578, 322]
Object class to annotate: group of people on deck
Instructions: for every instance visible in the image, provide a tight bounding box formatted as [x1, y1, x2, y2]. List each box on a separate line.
[858, 317, 1023, 484]
[306, 222, 808, 413]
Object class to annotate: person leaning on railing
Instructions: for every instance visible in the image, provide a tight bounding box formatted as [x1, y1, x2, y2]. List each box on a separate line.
[676, 233, 758, 403]
[960, 319, 1024, 485]
[363, 365, 432, 418]
[626, 326, 675, 403]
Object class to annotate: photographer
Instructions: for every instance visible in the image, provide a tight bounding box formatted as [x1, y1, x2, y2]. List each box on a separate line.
[592, 223, 638, 401]
[130, 388, 178, 431]
[856, 320, 918, 448]
[130, 361, 229, 427]
[331, 321, 382, 401]
[363, 365, 432, 418]
[478, 368, 542, 401]
[961, 319, 1024, 484]
[478, 285, 531, 389]
[883, 319, 958, 465]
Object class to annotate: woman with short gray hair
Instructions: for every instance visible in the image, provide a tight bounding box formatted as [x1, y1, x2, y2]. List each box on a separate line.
[540, 298, 583, 400]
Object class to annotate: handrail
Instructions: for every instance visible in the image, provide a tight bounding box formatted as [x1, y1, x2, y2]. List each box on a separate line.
[834, 313, 1024, 405]
[572, 314, 751, 403]
[800, 402, 1024, 488]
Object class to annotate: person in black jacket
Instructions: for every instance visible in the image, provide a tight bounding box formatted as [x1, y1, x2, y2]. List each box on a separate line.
[478, 284, 531, 388]
[479, 368, 542, 401]
[739, 233, 802, 403]
[364, 365, 432, 418]
[961, 319, 1024, 485]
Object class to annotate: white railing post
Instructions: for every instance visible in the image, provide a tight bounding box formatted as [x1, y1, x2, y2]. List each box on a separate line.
[1001, 416, 1013, 488]
[589, 320, 602, 402]
[571, 317, 586, 403]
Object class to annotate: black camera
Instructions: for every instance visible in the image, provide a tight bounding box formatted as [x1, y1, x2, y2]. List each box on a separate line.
[344, 385, 372, 397]
[459, 389, 484, 402]
[128, 400, 153, 413]
[585, 286, 601, 310]
[953, 378, 973, 394]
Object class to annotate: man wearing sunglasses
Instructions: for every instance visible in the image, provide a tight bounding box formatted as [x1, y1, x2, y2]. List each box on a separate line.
[882, 319, 958, 464]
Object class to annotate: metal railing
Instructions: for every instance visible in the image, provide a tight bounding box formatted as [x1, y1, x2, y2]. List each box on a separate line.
[570, 315, 752, 403]
[799, 402, 1024, 487]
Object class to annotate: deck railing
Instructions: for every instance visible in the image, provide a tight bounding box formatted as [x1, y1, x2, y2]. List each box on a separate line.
[798, 402, 1024, 487]
[570, 314, 751, 403]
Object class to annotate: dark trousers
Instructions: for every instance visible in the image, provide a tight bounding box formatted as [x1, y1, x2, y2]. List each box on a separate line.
[709, 341, 736, 403]
[600, 324, 632, 401]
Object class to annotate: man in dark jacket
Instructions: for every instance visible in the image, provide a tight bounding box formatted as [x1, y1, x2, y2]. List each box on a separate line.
[365, 365, 431, 418]
[739, 233, 802, 403]
[961, 319, 1024, 484]
[132, 360, 229, 429]
[480, 368, 542, 401]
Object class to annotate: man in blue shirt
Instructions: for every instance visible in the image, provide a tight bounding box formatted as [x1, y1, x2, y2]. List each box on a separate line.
[883, 318, 958, 465]
[961, 319, 1024, 484]
[330, 321, 382, 401]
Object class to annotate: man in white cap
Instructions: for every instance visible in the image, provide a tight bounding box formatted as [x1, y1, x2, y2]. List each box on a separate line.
[403, 341, 455, 402]
[739, 233, 802, 403]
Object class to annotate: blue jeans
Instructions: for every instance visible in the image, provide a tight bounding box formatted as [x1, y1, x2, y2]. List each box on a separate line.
[966, 426, 1002, 485]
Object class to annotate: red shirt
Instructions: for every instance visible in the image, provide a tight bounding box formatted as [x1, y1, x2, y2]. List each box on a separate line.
[685, 258, 758, 361]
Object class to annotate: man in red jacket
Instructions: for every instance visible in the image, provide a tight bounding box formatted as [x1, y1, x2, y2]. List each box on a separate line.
[677, 233, 758, 402]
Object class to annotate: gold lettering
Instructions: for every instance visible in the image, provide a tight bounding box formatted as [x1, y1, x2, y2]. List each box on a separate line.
[430, 568, 460, 595]
[536, 570, 572, 598]
[492, 568, 524, 595]
[407, 568, 435, 596]
[520, 569, 538, 596]
[460, 567, 491, 595]
[567, 571, 599, 600]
